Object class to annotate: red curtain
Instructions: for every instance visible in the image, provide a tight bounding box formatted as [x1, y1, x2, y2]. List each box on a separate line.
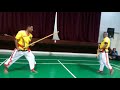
[57, 12, 101, 43]
[0, 12, 56, 38]
[0, 12, 101, 43]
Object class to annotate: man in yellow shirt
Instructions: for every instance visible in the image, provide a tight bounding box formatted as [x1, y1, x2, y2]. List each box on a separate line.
[4, 26, 37, 73]
[97, 32, 113, 75]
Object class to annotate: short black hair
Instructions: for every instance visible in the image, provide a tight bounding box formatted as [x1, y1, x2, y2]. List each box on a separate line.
[27, 25, 33, 28]
[26, 25, 33, 30]
[103, 32, 108, 35]
[104, 32, 107, 33]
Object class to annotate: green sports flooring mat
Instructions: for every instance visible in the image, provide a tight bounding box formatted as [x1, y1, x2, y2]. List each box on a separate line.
[0, 54, 120, 78]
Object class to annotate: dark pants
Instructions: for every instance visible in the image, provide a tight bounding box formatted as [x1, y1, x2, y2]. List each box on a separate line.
[110, 55, 120, 61]
[116, 56, 120, 61]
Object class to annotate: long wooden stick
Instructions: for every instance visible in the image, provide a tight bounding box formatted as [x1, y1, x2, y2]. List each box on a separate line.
[24, 31, 59, 48]
[4, 34, 15, 39]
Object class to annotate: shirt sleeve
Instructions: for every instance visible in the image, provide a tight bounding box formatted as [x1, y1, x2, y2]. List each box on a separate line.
[31, 34, 33, 38]
[15, 31, 22, 40]
[30, 34, 33, 40]
[29, 34, 33, 42]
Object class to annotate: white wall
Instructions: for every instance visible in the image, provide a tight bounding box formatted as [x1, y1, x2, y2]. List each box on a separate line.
[98, 12, 120, 54]
[53, 12, 120, 54]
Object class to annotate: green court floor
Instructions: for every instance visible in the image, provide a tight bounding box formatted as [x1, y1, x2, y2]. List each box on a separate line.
[0, 54, 120, 78]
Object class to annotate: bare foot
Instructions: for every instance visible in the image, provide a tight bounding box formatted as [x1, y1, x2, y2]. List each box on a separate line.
[31, 69, 38, 73]
[4, 68, 8, 74]
[97, 70, 103, 73]
[110, 69, 114, 75]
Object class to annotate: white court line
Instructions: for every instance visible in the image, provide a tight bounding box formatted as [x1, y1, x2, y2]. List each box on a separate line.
[0, 62, 99, 65]
[111, 63, 120, 68]
[61, 60, 98, 62]
[0, 58, 8, 66]
[0, 57, 120, 70]
[112, 66, 120, 71]
[0, 57, 119, 67]
[0, 61, 119, 71]
[110, 63, 120, 71]
[0, 61, 118, 67]
[2, 58, 120, 68]
[0, 58, 98, 62]
[58, 60, 77, 78]
[0, 61, 120, 72]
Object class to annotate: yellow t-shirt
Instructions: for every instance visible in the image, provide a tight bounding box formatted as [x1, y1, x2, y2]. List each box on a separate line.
[15, 30, 33, 50]
[99, 37, 110, 52]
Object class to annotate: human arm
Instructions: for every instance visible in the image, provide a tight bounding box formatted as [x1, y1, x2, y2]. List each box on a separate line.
[29, 35, 35, 47]
[96, 43, 100, 58]
[15, 31, 22, 50]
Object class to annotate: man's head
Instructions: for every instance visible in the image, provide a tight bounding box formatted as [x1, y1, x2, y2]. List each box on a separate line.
[113, 48, 116, 51]
[26, 25, 33, 33]
[103, 32, 108, 38]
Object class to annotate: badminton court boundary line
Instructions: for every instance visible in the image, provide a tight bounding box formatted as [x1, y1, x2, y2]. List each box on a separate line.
[111, 63, 120, 68]
[0, 61, 119, 70]
[58, 60, 77, 78]
[0, 58, 119, 66]
[112, 66, 120, 71]
[0, 61, 120, 72]
[110, 63, 120, 71]
[1, 58, 119, 67]
[0, 58, 99, 62]
[0, 58, 8, 66]
[0, 62, 98, 65]
[0, 57, 119, 64]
